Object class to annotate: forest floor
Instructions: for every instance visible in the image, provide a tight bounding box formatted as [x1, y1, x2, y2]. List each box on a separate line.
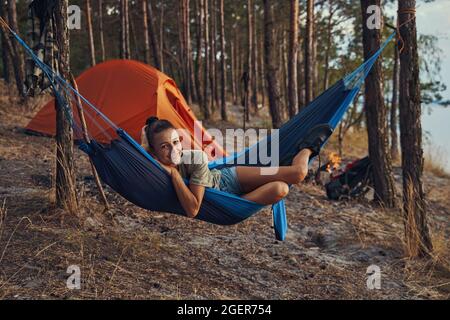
[0, 81, 449, 300]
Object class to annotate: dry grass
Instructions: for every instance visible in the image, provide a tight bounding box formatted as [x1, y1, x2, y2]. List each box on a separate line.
[424, 145, 449, 178]
[1, 81, 449, 299]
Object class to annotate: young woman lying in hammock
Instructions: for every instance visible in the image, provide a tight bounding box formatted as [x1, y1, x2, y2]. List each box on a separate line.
[141, 117, 332, 218]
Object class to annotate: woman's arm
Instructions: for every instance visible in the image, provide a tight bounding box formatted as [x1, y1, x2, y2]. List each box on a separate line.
[169, 168, 205, 218]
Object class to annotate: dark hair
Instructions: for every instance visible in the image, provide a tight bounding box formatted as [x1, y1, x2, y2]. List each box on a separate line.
[144, 116, 175, 148]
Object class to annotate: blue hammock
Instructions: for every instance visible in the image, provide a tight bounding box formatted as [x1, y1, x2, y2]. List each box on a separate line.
[4, 18, 395, 241]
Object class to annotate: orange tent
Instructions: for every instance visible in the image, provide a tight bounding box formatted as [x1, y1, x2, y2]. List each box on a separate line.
[26, 59, 225, 159]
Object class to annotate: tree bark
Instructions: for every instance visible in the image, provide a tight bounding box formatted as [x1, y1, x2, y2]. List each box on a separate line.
[361, 0, 396, 208]
[7, 0, 25, 98]
[0, 0, 12, 83]
[219, 0, 227, 121]
[259, 31, 266, 109]
[98, 0, 106, 62]
[230, 35, 237, 106]
[210, 0, 218, 112]
[86, 0, 96, 66]
[194, 0, 204, 108]
[288, 0, 299, 118]
[55, 0, 77, 212]
[398, 0, 433, 257]
[202, 0, 211, 119]
[323, 0, 335, 91]
[159, 4, 164, 71]
[263, 0, 282, 128]
[251, 0, 258, 113]
[246, 0, 253, 121]
[390, 44, 400, 162]
[186, 0, 195, 104]
[147, 1, 161, 69]
[304, 0, 314, 105]
[142, 0, 151, 64]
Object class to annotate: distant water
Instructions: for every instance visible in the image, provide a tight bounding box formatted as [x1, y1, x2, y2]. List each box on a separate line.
[422, 105, 450, 173]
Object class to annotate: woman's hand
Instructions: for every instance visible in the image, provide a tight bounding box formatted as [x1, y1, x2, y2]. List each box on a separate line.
[156, 159, 177, 176]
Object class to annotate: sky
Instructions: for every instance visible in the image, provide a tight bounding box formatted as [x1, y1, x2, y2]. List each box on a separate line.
[416, 0, 450, 101]
[383, 0, 450, 172]
[416, 0, 450, 172]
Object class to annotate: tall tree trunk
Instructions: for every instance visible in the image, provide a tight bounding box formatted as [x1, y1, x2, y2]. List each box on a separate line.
[219, 0, 227, 121]
[202, 0, 211, 119]
[7, 0, 25, 98]
[98, 0, 106, 62]
[361, 0, 396, 208]
[142, 0, 151, 64]
[210, 0, 218, 113]
[323, 0, 334, 91]
[186, 0, 195, 104]
[259, 31, 266, 109]
[263, 0, 282, 128]
[246, 0, 253, 121]
[86, 0, 96, 66]
[288, 0, 299, 118]
[312, 16, 318, 98]
[298, 32, 305, 108]
[304, 0, 314, 105]
[55, 0, 77, 212]
[251, 0, 258, 113]
[230, 35, 237, 105]
[0, 0, 12, 83]
[390, 45, 400, 162]
[179, 1, 187, 97]
[398, 0, 433, 257]
[147, 1, 161, 69]
[159, 4, 165, 71]
[124, 0, 131, 59]
[281, 30, 288, 117]
[194, 0, 204, 108]
[120, 0, 125, 58]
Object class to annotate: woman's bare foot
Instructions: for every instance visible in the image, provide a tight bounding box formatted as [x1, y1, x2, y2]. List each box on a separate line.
[291, 148, 312, 184]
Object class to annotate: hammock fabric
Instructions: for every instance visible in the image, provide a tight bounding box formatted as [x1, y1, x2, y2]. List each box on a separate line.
[3, 17, 395, 241]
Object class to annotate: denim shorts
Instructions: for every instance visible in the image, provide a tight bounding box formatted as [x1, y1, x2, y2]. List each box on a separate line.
[219, 167, 243, 196]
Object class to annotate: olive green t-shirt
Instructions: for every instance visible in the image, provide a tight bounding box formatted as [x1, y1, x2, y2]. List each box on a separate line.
[178, 150, 221, 189]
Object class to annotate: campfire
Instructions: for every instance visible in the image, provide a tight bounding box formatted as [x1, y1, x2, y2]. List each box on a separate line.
[325, 152, 342, 173]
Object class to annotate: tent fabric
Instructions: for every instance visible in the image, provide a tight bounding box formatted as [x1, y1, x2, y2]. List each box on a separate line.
[25, 59, 225, 159]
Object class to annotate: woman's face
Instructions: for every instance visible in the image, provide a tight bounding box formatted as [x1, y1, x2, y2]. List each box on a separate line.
[151, 128, 183, 166]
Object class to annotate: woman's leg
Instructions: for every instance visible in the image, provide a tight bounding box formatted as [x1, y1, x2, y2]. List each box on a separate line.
[241, 181, 290, 205]
[235, 148, 312, 193]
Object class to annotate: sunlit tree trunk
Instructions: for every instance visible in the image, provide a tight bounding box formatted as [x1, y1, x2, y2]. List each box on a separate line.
[390, 45, 400, 162]
[147, 1, 161, 69]
[98, 0, 106, 62]
[202, 0, 211, 119]
[398, 0, 433, 257]
[7, 0, 25, 98]
[86, 0, 96, 66]
[263, 0, 282, 128]
[194, 0, 204, 108]
[288, 0, 299, 118]
[55, 0, 77, 212]
[0, 0, 12, 83]
[251, 0, 258, 113]
[219, 0, 227, 121]
[142, 0, 151, 64]
[304, 0, 314, 105]
[246, 0, 253, 121]
[361, 0, 396, 208]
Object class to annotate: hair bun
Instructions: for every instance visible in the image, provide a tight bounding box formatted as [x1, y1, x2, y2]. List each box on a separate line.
[146, 116, 159, 126]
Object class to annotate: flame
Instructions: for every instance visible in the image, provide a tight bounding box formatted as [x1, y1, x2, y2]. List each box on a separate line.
[326, 153, 341, 173]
